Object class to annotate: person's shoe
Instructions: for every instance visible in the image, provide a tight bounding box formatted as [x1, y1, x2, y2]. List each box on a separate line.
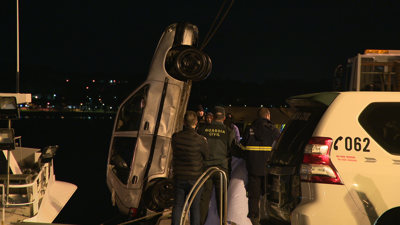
[249, 216, 260, 225]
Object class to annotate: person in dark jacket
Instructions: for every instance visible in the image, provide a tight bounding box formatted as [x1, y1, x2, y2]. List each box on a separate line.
[197, 106, 238, 225]
[240, 107, 280, 225]
[171, 111, 210, 225]
[224, 113, 241, 144]
[197, 104, 206, 124]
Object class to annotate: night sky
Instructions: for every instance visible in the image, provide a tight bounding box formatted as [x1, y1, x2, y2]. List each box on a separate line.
[2, 0, 400, 83]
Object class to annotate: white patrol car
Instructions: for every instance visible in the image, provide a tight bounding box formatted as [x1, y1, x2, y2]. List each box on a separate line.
[265, 91, 400, 225]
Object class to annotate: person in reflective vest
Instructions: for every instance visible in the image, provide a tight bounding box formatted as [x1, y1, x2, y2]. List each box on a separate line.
[240, 107, 280, 225]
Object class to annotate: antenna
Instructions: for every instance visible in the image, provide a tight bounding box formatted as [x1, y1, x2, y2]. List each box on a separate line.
[16, 0, 20, 93]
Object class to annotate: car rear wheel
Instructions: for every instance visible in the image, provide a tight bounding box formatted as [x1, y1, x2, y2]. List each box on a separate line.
[165, 46, 212, 81]
[144, 179, 174, 212]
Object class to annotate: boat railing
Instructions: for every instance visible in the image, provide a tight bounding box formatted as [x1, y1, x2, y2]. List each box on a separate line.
[0, 160, 51, 219]
[180, 166, 228, 225]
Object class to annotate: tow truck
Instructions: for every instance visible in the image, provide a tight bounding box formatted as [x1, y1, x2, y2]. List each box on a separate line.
[334, 49, 400, 92]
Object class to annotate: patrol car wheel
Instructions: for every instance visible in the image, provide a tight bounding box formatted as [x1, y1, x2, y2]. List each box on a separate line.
[165, 46, 212, 81]
[375, 206, 400, 225]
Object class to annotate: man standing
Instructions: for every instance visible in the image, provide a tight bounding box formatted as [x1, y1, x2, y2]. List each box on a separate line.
[198, 106, 237, 225]
[171, 111, 209, 225]
[240, 108, 280, 225]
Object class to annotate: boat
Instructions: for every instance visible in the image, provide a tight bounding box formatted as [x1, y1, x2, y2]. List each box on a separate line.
[0, 93, 77, 223]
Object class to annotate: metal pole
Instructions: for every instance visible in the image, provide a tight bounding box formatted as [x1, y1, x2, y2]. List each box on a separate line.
[180, 167, 228, 225]
[6, 150, 11, 204]
[220, 172, 223, 225]
[16, 0, 20, 93]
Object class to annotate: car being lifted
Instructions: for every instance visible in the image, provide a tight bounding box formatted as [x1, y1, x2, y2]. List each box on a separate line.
[106, 22, 212, 218]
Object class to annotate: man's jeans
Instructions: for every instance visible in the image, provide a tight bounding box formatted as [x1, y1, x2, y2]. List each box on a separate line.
[172, 179, 203, 225]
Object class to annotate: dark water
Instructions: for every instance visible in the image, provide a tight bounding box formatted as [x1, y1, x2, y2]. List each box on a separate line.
[6, 117, 123, 224]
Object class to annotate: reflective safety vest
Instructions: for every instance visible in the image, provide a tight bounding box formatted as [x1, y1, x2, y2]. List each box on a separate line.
[241, 118, 280, 176]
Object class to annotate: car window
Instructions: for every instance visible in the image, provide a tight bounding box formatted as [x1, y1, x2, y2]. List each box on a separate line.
[115, 84, 149, 132]
[359, 102, 400, 155]
[274, 107, 326, 153]
[109, 137, 138, 184]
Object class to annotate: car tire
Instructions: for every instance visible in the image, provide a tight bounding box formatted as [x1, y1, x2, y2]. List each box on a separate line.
[374, 206, 400, 225]
[165, 46, 212, 81]
[144, 179, 174, 212]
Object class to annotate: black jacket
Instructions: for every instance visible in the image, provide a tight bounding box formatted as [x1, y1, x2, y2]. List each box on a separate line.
[198, 121, 237, 170]
[171, 126, 209, 180]
[240, 117, 280, 176]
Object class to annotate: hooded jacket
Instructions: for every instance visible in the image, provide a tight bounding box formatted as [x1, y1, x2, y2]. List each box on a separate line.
[240, 117, 280, 176]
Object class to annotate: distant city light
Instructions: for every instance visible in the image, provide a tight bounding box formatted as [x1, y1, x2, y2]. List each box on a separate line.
[92, 80, 95, 82]
[229, 104, 231, 107]
[68, 106, 72, 109]
[261, 105, 263, 107]
[53, 94, 56, 97]
[110, 107, 112, 109]
[86, 86, 89, 89]
[47, 102, 50, 105]
[244, 105, 247, 107]
[80, 103, 83, 105]
[66, 79, 69, 82]
[34, 96, 38, 99]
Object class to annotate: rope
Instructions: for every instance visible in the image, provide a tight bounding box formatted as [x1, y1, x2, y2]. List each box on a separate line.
[200, 0, 235, 51]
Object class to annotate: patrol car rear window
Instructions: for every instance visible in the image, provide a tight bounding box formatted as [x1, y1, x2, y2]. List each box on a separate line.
[274, 107, 326, 153]
[359, 102, 400, 155]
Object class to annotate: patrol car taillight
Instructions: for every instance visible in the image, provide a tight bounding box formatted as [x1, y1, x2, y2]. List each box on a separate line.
[300, 137, 343, 185]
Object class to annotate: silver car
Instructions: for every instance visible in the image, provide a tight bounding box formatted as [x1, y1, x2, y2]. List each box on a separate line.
[106, 22, 212, 218]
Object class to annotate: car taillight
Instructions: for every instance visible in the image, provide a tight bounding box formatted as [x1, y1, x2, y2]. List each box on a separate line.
[300, 137, 343, 185]
[128, 207, 138, 218]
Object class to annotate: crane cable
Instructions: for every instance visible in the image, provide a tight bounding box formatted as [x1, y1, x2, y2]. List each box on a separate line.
[200, 0, 234, 51]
